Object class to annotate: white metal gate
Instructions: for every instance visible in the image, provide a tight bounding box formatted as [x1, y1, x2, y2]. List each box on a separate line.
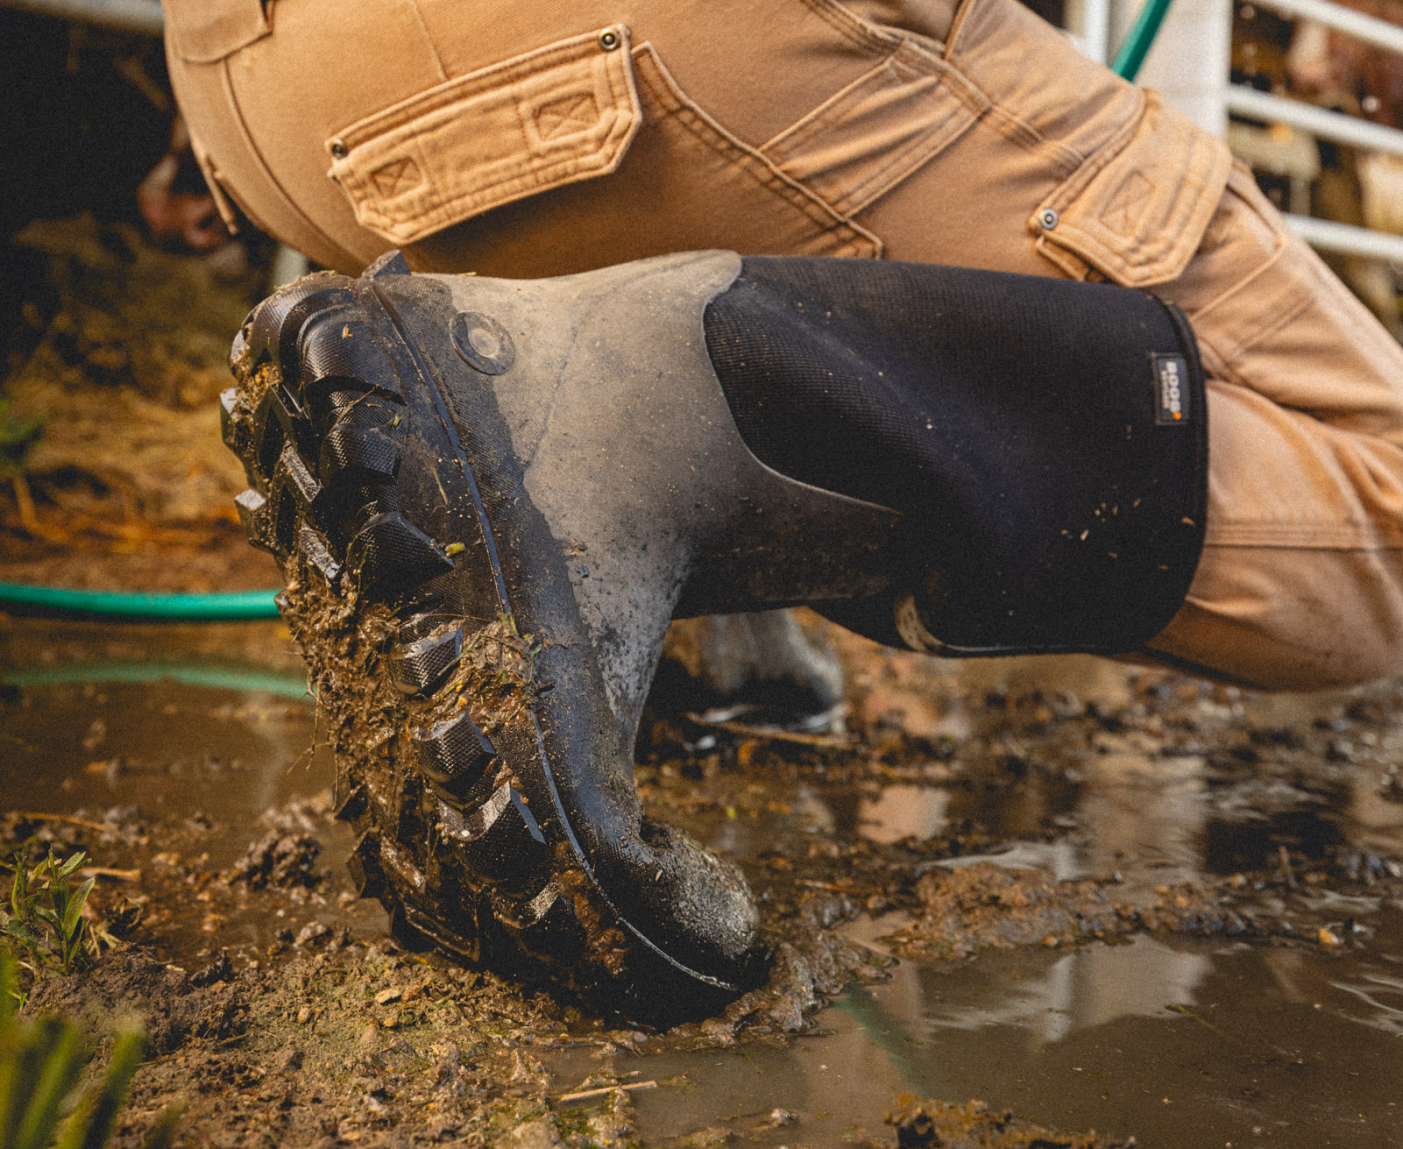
[1072, 0, 1403, 264]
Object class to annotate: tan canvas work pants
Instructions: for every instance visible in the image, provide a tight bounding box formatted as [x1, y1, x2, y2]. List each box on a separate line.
[164, 0, 1403, 690]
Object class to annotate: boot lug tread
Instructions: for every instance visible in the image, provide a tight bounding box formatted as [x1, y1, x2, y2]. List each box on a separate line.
[218, 387, 238, 448]
[346, 510, 454, 600]
[461, 783, 546, 888]
[333, 777, 369, 823]
[296, 522, 343, 584]
[298, 313, 403, 405]
[347, 831, 386, 899]
[318, 404, 405, 490]
[234, 488, 278, 554]
[245, 283, 355, 373]
[389, 622, 463, 696]
[496, 883, 588, 966]
[409, 708, 494, 792]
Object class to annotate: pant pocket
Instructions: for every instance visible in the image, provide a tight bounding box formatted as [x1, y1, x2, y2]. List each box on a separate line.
[326, 26, 643, 246]
[1032, 92, 1232, 288]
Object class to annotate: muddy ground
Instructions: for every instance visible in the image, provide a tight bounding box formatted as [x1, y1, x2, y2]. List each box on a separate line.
[4, 222, 1403, 1147]
[6, 616, 1403, 1148]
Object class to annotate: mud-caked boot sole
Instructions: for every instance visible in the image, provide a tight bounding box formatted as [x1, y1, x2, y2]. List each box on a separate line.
[220, 254, 770, 1019]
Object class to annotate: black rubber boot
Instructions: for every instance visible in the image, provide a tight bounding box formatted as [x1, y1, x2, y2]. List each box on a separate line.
[220, 251, 899, 1018]
[220, 250, 1206, 1017]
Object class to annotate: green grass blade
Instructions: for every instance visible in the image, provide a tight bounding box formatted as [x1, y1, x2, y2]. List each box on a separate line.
[57, 1028, 145, 1149]
[55, 854, 87, 881]
[10, 862, 29, 923]
[62, 880, 94, 941]
[0, 949, 17, 1028]
[1, 1017, 66, 1149]
[13, 1021, 86, 1149]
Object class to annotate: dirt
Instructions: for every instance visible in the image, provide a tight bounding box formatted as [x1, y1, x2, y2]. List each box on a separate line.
[24, 942, 1130, 1149]
[228, 798, 334, 892]
[884, 1097, 1134, 1149]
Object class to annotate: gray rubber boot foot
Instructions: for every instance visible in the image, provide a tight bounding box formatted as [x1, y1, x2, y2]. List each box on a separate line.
[653, 609, 845, 731]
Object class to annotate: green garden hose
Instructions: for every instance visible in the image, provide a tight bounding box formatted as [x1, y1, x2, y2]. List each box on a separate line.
[2, 659, 310, 698]
[1113, 0, 1176, 81]
[0, 582, 280, 620]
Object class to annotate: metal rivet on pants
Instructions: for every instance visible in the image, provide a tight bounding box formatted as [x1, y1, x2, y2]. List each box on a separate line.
[599, 29, 620, 50]
[329, 138, 349, 160]
[1038, 208, 1059, 230]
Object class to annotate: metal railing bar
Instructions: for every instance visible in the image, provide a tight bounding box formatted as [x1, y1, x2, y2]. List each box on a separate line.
[1249, 0, 1403, 57]
[1227, 84, 1403, 158]
[0, 0, 162, 35]
[1285, 213, 1403, 262]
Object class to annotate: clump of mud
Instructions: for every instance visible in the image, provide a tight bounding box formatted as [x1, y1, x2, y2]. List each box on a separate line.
[886, 1097, 1135, 1149]
[671, 895, 892, 1046]
[228, 826, 323, 891]
[887, 861, 1253, 961]
[228, 795, 332, 891]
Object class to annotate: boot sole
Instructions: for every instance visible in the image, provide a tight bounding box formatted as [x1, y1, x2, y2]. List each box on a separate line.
[221, 256, 744, 1017]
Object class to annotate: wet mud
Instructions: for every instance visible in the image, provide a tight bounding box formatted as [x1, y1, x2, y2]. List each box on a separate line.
[5, 613, 1403, 1146]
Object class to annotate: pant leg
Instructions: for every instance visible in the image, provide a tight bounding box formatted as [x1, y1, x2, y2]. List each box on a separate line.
[163, 0, 1403, 688]
[1149, 168, 1403, 689]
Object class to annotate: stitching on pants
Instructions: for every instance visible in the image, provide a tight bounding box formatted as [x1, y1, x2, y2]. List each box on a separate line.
[757, 40, 987, 216]
[797, 0, 904, 54]
[220, 59, 356, 268]
[632, 46, 883, 257]
[403, 0, 448, 84]
[980, 102, 1086, 175]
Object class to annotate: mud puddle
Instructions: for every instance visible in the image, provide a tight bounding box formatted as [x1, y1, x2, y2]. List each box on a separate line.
[4, 617, 1403, 1146]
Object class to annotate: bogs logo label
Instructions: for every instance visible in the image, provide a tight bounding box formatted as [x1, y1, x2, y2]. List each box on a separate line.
[1152, 354, 1190, 426]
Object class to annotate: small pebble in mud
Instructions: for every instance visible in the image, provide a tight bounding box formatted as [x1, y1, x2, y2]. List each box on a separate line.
[295, 920, 333, 948]
[374, 988, 402, 1006]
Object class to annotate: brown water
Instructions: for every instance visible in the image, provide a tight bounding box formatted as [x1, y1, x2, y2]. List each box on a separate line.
[3, 616, 1403, 1147]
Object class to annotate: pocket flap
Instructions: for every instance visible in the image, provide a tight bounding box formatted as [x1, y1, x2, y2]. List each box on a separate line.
[164, 0, 269, 64]
[1033, 93, 1231, 287]
[326, 27, 641, 246]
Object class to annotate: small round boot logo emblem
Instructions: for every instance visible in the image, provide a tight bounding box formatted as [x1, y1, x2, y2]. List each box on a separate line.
[450, 312, 515, 375]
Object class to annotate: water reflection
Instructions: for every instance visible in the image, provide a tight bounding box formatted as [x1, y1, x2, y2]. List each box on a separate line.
[916, 935, 1210, 1046]
[859, 785, 950, 844]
